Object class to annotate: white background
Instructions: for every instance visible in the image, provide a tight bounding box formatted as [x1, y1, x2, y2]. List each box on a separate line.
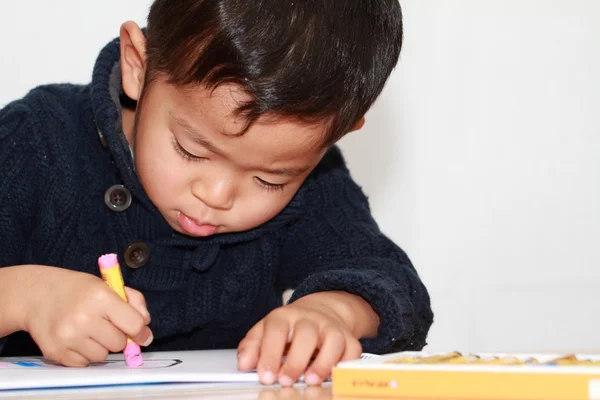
[1, 1, 598, 353]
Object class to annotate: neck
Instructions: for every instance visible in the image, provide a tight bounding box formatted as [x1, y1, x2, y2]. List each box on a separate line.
[122, 107, 136, 147]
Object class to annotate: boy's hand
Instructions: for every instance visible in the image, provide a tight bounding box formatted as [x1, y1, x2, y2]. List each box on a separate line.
[237, 291, 379, 387]
[21, 266, 152, 367]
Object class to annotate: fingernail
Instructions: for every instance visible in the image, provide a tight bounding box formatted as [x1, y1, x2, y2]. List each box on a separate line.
[305, 373, 320, 386]
[144, 311, 151, 323]
[261, 370, 276, 385]
[237, 350, 247, 364]
[278, 375, 294, 387]
[143, 332, 154, 347]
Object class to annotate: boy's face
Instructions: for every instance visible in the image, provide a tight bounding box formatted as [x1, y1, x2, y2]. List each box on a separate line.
[126, 79, 327, 237]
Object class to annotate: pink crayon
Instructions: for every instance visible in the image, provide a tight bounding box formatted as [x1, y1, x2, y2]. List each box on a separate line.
[98, 254, 144, 367]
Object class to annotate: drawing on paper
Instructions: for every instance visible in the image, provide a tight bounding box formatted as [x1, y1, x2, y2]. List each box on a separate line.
[0, 358, 182, 369]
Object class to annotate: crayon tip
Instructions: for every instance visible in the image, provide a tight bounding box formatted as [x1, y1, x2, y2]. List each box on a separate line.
[124, 342, 143, 367]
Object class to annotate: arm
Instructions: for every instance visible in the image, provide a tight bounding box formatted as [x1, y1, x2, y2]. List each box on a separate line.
[0, 99, 44, 267]
[0, 97, 154, 363]
[0, 99, 46, 353]
[293, 290, 380, 339]
[0, 267, 31, 338]
[277, 146, 433, 354]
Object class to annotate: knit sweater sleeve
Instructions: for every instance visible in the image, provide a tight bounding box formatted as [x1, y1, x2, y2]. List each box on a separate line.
[0, 99, 47, 354]
[277, 147, 433, 354]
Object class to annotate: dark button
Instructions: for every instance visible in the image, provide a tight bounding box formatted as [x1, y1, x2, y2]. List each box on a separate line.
[188, 244, 220, 272]
[104, 185, 132, 212]
[97, 128, 108, 148]
[124, 242, 150, 269]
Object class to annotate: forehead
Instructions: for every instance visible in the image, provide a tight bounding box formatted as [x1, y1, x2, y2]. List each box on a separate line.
[158, 81, 329, 160]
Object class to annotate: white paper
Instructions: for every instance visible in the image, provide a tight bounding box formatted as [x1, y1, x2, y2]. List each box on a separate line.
[0, 349, 259, 391]
[0, 383, 266, 400]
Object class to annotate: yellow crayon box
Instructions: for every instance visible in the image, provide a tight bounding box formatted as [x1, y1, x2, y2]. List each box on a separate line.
[332, 351, 600, 400]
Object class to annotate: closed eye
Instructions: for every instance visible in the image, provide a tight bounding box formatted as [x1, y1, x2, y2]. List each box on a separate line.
[254, 177, 286, 192]
[172, 137, 208, 162]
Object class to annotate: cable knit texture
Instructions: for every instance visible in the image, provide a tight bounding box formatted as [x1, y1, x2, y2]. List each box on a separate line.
[0, 37, 433, 356]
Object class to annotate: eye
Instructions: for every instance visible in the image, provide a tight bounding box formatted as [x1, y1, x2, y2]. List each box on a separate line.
[254, 177, 286, 192]
[172, 138, 207, 162]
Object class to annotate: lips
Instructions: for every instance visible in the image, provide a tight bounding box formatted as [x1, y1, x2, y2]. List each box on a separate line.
[177, 212, 218, 237]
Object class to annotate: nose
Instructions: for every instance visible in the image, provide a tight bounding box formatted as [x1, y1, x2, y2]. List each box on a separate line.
[191, 176, 234, 210]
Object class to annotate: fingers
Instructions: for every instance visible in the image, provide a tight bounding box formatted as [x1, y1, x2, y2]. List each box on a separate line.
[104, 295, 153, 347]
[33, 328, 90, 368]
[75, 338, 110, 364]
[304, 327, 348, 385]
[90, 319, 128, 353]
[256, 312, 290, 385]
[124, 287, 151, 325]
[278, 319, 319, 387]
[57, 350, 91, 368]
[239, 304, 361, 388]
[237, 320, 264, 371]
[341, 337, 363, 362]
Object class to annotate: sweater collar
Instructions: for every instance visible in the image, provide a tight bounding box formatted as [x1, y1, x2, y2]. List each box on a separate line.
[89, 37, 306, 246]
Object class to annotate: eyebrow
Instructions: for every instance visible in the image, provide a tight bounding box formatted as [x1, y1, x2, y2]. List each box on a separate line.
[174, 116, 223, 155]
[173, 115, 311, 177]
[262, 165, 311, 177]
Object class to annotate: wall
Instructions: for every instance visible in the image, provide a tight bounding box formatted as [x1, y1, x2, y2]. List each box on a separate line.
[1, 1, 599, 353]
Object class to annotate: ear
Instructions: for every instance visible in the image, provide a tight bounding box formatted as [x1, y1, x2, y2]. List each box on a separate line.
[120, 21, 147, 101]
[349, 116, 366, 132]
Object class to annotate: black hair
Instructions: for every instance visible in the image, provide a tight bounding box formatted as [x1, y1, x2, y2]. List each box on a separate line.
[146, 0, 403, 147]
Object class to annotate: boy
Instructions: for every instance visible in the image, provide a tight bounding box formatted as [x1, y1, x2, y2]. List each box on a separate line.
[0, 0, 433, 387]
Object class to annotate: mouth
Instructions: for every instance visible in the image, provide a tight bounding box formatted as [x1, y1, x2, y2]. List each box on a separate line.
[177, 212, 218, 237]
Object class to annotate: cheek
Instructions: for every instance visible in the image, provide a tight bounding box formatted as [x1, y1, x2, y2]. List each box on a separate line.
[134, 127, 188, 205]
[234, 189, 299, 229]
